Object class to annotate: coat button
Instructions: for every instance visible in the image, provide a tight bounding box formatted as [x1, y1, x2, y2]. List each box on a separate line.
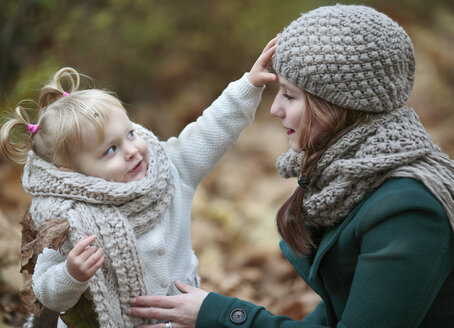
[230, 308, 247, 324]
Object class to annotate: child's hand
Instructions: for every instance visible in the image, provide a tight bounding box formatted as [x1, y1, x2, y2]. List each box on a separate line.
[247, 36, 279, 87]
[66, 235, 104, 282]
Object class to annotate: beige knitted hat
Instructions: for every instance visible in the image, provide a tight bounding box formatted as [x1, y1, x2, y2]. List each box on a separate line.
[273, 4, 415, 112]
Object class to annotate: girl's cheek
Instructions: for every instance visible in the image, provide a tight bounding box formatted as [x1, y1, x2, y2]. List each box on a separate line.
[141, 142, 149, 157]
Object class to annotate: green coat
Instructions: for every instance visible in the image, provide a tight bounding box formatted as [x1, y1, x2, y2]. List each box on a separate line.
[196, 178, 454, 328]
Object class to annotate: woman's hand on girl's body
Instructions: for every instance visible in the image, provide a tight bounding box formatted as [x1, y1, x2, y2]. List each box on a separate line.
[247, 37, 279, 87]
[127, 280, 208, 328]
[66, 235, 104, 282]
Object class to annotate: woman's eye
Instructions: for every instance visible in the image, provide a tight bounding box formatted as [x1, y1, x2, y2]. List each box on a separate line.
[105, 145, 117, 155]
[128, 130, 135, 139]
[283, 93, 294, 100]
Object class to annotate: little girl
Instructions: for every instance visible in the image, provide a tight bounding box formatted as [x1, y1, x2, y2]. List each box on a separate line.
[0, 38, 277, 328]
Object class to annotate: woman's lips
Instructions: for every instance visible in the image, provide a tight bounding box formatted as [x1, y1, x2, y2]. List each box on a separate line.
[287, 129, 295, 135]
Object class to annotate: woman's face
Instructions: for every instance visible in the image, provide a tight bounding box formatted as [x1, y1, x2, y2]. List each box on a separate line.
[270, 76, 306, 152]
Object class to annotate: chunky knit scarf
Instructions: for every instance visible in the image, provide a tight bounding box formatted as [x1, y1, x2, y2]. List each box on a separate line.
[276, 106, 454, 230]
[22, 124, 174, 328]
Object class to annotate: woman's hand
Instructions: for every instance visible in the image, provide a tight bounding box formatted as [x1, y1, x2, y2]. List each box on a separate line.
[247, 36, 279, 87]
[66, 235, 104, 282]
[127, 280, 208, 328]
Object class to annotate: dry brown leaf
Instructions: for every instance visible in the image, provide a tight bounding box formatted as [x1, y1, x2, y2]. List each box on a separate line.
[18, 279, 42, 316]
[20, 215, 70, 274]
[20, 212, 37, 274]
[33, 218, 70, 254]
[19, 214, 70, 316]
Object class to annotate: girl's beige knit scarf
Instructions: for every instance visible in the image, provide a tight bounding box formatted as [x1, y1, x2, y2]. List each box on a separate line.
[276, 106, 454, 230]
[22, 124, 174, 327]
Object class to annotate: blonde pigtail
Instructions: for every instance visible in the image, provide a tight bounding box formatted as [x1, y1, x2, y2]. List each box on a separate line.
[0, 104, 37, 165]
[38, 67, 81, 110]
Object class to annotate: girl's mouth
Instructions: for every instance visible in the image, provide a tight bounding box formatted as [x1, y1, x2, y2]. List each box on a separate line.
[130, 161, 143, 173]
[287, 129, 295, 135]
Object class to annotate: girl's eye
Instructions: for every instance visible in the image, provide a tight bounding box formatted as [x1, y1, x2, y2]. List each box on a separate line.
[128, 130, 135, 139]
[283, 93, 294, 100]
[105, 145, 117, 155]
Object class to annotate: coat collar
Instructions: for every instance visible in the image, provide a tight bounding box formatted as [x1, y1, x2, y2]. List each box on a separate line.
[280, 192, 368, 284]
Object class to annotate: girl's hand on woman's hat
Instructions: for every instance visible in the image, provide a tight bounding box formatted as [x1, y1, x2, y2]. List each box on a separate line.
[247, 36, 279, 87]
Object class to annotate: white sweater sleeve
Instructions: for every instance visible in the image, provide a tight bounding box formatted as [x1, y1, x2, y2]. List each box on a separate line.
[163, 73, 264, 187]
[32, 247, 89, 312]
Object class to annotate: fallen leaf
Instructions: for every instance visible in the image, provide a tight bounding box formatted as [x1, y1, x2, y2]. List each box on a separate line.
[18, 279, 41, 316]
[20, 216, 70, 274]
[19, 212, 37, 274]
[19, 215, 70, 316]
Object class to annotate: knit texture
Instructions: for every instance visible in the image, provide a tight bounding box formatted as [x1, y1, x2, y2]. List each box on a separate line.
[273, 4, 415, 112]
[23, 124, 174, 328]
[276, 106, 454, 230]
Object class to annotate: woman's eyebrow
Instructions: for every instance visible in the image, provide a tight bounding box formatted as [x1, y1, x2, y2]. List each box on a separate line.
[278, 77, 294, 89]
[280, 81, 298, 93]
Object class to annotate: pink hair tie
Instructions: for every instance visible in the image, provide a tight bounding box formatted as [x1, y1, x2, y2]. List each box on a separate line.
[27, 124, 39, 135]
[62, 92, 69, 97]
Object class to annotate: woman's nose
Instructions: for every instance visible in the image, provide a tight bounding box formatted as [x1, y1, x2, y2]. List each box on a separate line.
[270, 97, 284, 118]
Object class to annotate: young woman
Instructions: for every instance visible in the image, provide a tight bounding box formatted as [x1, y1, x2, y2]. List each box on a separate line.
[127, 5, 454, 328]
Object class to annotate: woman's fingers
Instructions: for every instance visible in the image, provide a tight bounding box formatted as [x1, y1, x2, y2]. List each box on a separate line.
[131, 281, 201, 307]
[127, 303, 176, 321]
[174, 280, 198, 294]
[138, 324, 168, 328]
[127, 284, 208, 327]
[132, 295, 175, 308]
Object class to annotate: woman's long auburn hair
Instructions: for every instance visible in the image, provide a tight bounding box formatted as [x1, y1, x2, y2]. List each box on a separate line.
[276, 91, 373, 255]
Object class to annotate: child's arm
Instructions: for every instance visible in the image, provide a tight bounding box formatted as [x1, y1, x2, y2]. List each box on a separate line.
[32, 236, 104, 312]
[164, 38, 278, 187]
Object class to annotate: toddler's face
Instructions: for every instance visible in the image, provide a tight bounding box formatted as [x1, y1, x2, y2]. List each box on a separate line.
[69, 106, 148, 182]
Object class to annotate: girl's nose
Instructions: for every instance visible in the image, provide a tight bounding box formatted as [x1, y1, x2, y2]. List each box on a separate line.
[124, 143, 139, 159]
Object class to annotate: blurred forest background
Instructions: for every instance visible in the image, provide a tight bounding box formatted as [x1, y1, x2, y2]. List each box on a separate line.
[1, 0, 453, 326]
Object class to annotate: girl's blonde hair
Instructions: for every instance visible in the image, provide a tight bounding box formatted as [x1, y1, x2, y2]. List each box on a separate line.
[0, 67, 125, 166]
[276, 91, 374, 255]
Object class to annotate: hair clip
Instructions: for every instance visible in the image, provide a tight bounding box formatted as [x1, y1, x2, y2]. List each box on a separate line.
[298, 176, 310, 189]
[27, 124, 39, 135]
[62, 92, 69, 97]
